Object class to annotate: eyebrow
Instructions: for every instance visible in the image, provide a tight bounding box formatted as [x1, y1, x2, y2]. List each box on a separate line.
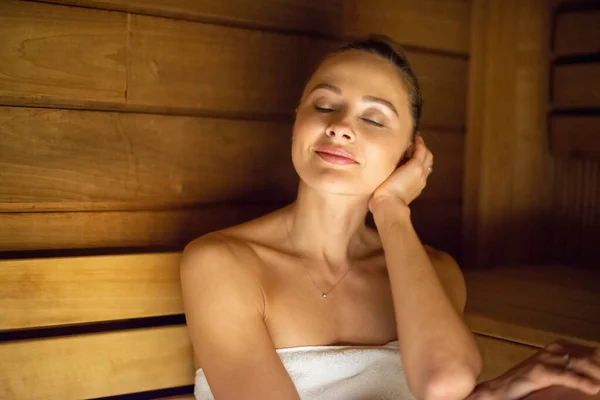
[308, 83, 399, 117]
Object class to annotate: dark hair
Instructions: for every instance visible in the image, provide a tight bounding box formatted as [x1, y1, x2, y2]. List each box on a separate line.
[333, 35, 423, 138]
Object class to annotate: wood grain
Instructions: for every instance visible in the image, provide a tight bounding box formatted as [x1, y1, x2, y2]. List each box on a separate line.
[0, 107, 298, 211]
[464, 265, 600, 349]
[555, 11, 600, 56]
[0, 1, 468, 127]
[0, 201, 460, 329]
[0, 107, 464, 212]
[0, 253, 182, 330]
[463, 0, 554, 267]
[553, 64, 600, 108]
[0, 0, 126, 105]
[0, 204, 280, 251]
[550, 116, 600, 265]
[474, 334, 538, 383]
[0, 325, 194, 399]
[38, 0, 471, 54]
[128, 15, 468, 129]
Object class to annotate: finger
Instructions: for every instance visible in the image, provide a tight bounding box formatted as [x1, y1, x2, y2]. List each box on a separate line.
[423, 151, 434, 175]
[564, 355, 600, 382]
[535, 364, 600, 395]
[545, 351, 600, 382]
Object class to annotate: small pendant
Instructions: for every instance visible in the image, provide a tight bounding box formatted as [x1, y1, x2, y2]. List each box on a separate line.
[322, 293, 327, 298]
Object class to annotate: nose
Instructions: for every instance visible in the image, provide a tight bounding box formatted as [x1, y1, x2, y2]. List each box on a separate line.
[326, 114, 356, 142]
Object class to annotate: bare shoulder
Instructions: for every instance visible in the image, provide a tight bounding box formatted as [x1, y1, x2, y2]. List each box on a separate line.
[424, 245, 467, 313]
[180, 231, 266, 316]
[181, 203, 288, 267]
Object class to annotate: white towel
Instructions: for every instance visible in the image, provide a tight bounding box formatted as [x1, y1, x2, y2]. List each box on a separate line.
[194, 340, 416, 399]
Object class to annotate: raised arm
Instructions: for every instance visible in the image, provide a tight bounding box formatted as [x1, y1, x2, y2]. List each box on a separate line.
[372, 203, 483, 400]
[180, 233, 300, 400]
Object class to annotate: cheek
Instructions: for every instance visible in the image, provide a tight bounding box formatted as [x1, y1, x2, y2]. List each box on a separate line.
[292, 112, 325, 144]
[364, 137, 404, 176]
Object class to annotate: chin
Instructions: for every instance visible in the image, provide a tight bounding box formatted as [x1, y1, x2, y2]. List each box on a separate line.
[295, 166, 381, 196]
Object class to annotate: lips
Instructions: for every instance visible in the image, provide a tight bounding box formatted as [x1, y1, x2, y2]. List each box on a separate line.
[314, 146, 358, 165]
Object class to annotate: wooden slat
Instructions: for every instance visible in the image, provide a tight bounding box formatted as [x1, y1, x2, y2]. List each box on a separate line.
[555, 11, 600, 56]
[553, 64, 600, 108]
[464, 265, 600, 349]
[0, 1, 468, 126]
[474, 334, 538, 383]
[0, 201, 461, 330]
[551, 116, 600, 158]
[410, 53, 468, 129]
[0, 325, 194, 399]
[0, 0, 126, 105]
[0, 108, 464, 212]
[0, 107, 298, 211]
[127, 14, 332, 118]
[420, 130, 464, 203]
[0, 253, 181, 330]
[129, 14, 468, 129]
[463, 0, 554, 267]
[40, 0, 471, 54]
[0, 204, 280, 251]
[0, 201, 460, 253]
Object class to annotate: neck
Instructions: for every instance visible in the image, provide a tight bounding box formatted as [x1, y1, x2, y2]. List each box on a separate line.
[285, 181, 372, 270]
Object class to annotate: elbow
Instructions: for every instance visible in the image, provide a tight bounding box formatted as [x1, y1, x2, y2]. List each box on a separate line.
[421, 368, 478, 400]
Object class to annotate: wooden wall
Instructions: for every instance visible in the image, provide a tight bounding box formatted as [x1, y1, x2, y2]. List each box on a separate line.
[550, 1, 600, 266]
[462, 0, 554, 267]
[0, 0, 471, 259]
[0, 1, 471, 398]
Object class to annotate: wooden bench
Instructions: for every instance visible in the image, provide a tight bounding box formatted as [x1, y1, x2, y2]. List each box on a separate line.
[1, 254, 599, 399]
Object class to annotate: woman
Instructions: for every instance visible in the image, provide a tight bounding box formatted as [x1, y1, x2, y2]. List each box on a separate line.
[180, 35, 600, 399]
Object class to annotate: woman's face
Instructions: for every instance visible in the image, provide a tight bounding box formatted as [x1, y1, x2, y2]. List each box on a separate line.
[291, 49, 414, 197]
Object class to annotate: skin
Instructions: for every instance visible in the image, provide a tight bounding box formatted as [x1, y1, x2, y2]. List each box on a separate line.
[180, 50, 600, 400]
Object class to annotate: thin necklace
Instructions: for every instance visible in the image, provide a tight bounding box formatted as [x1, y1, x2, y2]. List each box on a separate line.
[284, 216, 353, 299]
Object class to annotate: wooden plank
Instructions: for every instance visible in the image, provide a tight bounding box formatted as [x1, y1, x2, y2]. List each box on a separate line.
[0, 108, 464, 212]
[410, 53, 468, 129]
[420, 130, 465, 203]
[0, 253, 181, 330]
[0, 1, 468, 126]
[39, 0, 471, 54]
[0, 200, 461, 329]
[555, 11, 600, 56]
[464, 265, 600, 349]
[474, 334, 538, 383]
[551, 116, 600, 158]
[128, 15, 468, 129]
[0, 325, 195, 399]
[553, 63, 600, 108]
[0, 204, 280, 251]
[0, 107, 298, 211]
[0, 0, 126, 105]
[463, 0, 554, 267]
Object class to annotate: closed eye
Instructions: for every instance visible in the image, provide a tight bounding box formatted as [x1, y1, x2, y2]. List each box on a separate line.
[362, 118, 384, 128]
[314, 106, 335, 113]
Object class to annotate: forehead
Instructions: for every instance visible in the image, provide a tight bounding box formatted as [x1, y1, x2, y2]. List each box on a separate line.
[303, 50, 410, 109]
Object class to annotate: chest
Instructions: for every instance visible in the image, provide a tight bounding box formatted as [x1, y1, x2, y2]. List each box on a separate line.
[262, 258, 398, 349]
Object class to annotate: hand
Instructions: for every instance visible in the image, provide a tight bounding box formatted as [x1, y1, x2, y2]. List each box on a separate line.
[470, 339, 600, 400]
[368, 134, 433, 213]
